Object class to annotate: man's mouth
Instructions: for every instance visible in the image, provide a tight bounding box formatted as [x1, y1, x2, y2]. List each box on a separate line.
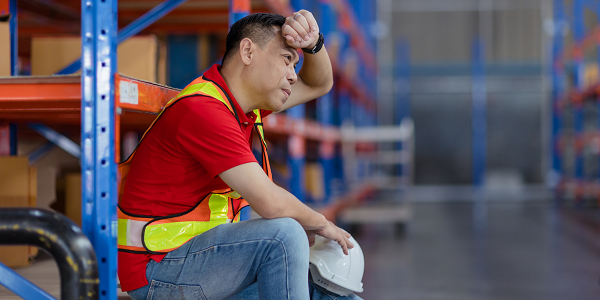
[282, 89, 291, 99]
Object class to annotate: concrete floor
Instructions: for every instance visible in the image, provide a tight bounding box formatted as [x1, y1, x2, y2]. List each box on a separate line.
[1, 201, 599, 299]
[355, 201, 600, 300]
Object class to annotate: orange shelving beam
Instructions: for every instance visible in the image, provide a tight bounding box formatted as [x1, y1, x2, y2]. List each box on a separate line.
[0, 74, 341, 142]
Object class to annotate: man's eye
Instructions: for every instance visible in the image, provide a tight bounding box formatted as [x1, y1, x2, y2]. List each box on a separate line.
[285, 55, 291, 61]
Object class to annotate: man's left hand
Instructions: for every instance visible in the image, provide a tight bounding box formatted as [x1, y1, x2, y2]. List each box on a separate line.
[282, 10, 320, 50]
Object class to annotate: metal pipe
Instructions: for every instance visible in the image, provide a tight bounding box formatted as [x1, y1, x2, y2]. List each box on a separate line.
[472, 38, 487, 187]
[9, 0, 17, 75]
[550, 0, 565, 194]
[573, 0, 584, 201]
[0, 208, 98, 300]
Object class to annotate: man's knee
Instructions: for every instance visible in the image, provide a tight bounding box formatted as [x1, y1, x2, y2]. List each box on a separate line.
[270, 217, 309, 251]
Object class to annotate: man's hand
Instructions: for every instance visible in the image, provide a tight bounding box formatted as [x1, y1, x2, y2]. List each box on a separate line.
[306, 221, 355, 255]
[283, 10, 320, 50]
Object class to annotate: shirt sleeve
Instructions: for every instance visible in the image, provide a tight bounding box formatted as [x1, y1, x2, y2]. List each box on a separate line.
[175, 96, 258, 178]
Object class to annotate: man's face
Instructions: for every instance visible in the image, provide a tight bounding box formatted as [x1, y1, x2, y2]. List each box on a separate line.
[248, 31, 299, 112]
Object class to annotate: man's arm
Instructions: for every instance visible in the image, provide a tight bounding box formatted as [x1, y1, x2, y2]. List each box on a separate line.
[219, 162, 353, 254]
[279, 10, 334, 111]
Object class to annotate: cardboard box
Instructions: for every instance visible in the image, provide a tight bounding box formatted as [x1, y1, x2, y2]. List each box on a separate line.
[305, 163, 325, 201]
[0, 22, 10, 76]
[31, 35, 162, 82]
[64, 173, 81, 227]
[118, 36, 158, 82]
[0, 156, 39, 268]
[0, 246, 33, 268]
[30, 36, 80, 76]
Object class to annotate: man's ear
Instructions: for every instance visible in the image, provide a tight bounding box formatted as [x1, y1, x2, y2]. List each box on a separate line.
[239, 38, 253, 65]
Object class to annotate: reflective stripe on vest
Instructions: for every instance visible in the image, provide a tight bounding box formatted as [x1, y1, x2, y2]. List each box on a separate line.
[117, 76, 270, 254]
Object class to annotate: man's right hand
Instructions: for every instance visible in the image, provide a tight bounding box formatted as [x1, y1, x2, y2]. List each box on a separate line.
[307, 221, 354, 255]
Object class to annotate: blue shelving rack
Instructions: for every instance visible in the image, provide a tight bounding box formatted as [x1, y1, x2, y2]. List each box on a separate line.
[552, 0, 600, 205]
[0, 0, 199, 298]
[0, 0, 380, 298]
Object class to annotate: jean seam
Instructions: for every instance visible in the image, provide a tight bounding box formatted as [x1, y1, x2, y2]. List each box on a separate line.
[145, 280, 155, 300]
[275, 237, 290, 300]
[145, 279, 207, 300]
[161, 237, 290, 259]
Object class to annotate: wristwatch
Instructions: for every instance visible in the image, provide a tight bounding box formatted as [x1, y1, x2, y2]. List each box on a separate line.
[302, 33, 324, 55]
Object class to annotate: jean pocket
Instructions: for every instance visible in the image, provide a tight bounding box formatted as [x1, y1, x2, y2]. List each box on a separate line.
[146, 279, 206, 300]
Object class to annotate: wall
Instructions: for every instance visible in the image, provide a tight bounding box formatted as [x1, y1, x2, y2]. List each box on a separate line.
[391, 0, 548, 185]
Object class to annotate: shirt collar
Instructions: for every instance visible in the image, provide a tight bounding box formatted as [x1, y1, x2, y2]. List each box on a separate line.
[202, 64, 255, 123]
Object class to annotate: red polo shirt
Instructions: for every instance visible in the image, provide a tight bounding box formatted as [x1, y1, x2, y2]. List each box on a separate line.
[118, 64, 271, 291]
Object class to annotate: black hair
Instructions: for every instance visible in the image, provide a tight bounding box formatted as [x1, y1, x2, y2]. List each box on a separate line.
[222, 13, 286, 65]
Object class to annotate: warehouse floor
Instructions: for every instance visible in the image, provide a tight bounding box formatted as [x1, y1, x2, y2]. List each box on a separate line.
[1, 201, 599, 300]
[357, 201, 600, 300]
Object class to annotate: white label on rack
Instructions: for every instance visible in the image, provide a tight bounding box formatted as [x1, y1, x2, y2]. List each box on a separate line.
[129, 82, 139, 105]
[119, 81, 130, 104]
[119, 80, 139, 105]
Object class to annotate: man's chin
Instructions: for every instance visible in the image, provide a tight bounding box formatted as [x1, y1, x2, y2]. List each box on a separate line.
[271, 101, 285, 112]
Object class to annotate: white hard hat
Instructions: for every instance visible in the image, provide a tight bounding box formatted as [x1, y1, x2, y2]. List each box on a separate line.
[308, 235, 364, 296]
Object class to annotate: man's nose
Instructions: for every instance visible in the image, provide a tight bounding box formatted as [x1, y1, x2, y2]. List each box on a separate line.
[287, 67, 298, 85]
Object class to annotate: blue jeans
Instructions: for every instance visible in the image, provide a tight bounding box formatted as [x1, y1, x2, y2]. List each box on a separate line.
[127, 218, 363, 300]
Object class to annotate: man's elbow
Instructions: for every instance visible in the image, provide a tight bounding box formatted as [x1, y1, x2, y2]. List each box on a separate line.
[316, 79, 334, 99]
[250, 189, 285, 219]
[255, 205, 285, 220]
[324, 78, 334, 95]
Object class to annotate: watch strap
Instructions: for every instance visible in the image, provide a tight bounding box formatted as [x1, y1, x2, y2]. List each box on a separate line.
[302, 33, 324, 55]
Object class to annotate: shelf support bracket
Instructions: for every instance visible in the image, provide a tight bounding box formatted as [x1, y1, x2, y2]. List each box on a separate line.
[0, 261, 56, 300]
[28, 124, 81, 159]
[28, 141, 56, 164]
[55, 0, 187, 75]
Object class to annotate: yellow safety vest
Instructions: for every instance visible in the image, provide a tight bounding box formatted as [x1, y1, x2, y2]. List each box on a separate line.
[117, 76, 272, 254]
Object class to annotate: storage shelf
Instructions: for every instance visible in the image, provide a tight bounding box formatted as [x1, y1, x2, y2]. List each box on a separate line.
[555, 25, 600, 65]
[0, 74, 176, 127]
[556, 130, 600, 152]
[0, 74, 341, 141]
[264, 113, 340, 142]
[15, 0, 377, 106]
[559, 81, 600, 107]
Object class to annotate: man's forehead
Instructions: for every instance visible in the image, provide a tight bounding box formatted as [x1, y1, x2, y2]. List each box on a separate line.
[269, 29, 300, 62]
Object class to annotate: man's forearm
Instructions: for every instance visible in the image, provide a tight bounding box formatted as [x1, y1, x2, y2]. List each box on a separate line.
[298, 46, 334, 92]
[220, 162, 328, 231]
[265, 184, 329, 231]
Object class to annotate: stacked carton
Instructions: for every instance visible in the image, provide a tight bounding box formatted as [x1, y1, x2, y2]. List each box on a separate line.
[31, 35, 165, 83]
[0, 22, 9, 76]
[0, 157, 39, 267]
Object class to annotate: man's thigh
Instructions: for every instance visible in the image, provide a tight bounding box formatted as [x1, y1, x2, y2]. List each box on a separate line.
[136, 217, 307, 300]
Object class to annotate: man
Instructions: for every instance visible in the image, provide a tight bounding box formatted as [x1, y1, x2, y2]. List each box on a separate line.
[119, 10, 361, 300]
